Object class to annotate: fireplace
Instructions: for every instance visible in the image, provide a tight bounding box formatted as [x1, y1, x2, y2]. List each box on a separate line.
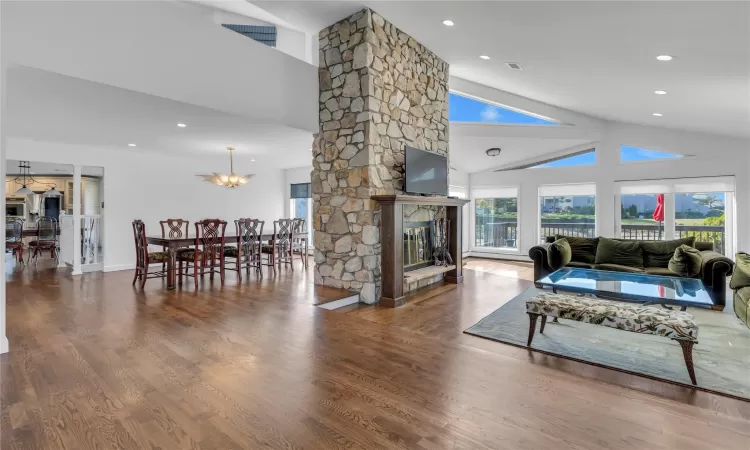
[403, 222, 433, 272]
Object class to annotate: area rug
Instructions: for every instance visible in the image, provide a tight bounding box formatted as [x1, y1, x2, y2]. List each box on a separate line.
[465, 288, 750, 400]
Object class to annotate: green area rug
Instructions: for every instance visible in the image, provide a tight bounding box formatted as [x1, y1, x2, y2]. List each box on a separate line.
[465, 288, 750, 400]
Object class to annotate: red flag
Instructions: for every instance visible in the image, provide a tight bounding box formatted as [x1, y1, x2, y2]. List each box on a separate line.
[653, 194, 665, 222]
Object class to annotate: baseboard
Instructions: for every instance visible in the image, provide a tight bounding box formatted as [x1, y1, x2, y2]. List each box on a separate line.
[104, 264, 135, 272]
[0, 336, 8, 354]
[317, 295, 359, 310]
[467, 252, 532, 263]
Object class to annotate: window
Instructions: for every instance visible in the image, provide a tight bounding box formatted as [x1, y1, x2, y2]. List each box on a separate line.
[616, 177, 735, 255]
[222, 24, 277, 47]
[539, 184, 596, 242]
[675, 192, 726, 254]
[449, 92, 558, 125]
[290, 183, 312, 244]
[620, 145, 683, 162]
[620, 193, 665, 240]
[472, 187, 518, 250]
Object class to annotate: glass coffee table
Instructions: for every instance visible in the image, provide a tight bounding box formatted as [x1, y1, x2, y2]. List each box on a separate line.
[537, 267, 714, 311]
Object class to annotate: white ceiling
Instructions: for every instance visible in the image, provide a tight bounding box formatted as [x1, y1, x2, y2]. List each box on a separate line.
[252, 0, 750, 139]
[450, 135, 595, 173]
[6, 66, 315, 168]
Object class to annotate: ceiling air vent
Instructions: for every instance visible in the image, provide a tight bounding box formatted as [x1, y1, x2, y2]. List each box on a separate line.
[505, 62, 523, 70]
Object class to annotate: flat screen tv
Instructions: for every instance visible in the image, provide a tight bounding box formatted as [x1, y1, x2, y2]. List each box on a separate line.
[404, 146, 448, 196]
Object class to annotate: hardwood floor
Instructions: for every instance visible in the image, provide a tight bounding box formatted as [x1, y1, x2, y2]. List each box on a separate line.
[2, 258, 749, 449]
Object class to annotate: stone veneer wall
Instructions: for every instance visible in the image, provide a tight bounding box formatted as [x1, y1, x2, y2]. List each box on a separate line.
[312, 8, 449, 303]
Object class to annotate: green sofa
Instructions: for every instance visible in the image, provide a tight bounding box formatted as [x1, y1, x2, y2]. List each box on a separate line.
[730, 252, 750, 328]
[529, 235, 734, 310]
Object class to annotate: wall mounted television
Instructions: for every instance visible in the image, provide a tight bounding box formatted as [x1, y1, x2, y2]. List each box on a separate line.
[404, 146, 448, 196]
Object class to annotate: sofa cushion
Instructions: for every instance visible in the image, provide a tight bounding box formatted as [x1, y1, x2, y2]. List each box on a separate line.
[566, 261, 596, 269]
[554, 235, 598, 263]
[594, 237, 644, 268]
[667, 244, 702, 277]
[734, 287, 750, 328]
[729, 252, 750, 290]
[644, 267, 680, 277]
[547, 238, 572, 269]
[641, 237, 696, 268]
[594, 263, 644, 273]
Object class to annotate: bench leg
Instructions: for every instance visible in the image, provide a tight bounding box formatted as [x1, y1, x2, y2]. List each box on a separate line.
[675, 339, 697, 385]
[540, 314, 548, 334]
[527, 313, 540, 347]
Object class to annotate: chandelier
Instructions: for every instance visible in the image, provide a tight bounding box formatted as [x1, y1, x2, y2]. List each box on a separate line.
[9, 161, 62, 197]
[197, 147, 253, 188]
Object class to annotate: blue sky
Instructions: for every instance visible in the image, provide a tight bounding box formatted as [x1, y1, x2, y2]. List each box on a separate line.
[449, 93, 557, 125]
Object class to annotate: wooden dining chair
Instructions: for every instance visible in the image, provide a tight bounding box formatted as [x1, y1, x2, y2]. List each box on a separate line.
[132, 220, 168, 289]
[179, 219, 227, 289]
[262, 219, 294, 272]
[159, 218, 191, 277]
[224, 218, 264, 280]
[28, 217, 58, 266]
[291, 218, 308, 268]
[6, 218, 25, 265]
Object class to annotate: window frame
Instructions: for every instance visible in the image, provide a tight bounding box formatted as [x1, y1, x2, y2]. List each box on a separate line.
[470, 185, 521, 255]
[538, 183, 597, 243]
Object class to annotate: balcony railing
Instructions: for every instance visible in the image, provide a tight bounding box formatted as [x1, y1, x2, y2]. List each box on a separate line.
[474, 220, 726, 255]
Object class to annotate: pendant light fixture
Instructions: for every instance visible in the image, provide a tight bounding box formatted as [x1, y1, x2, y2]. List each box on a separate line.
[197, 147, 253, 188]
[11, 161, 35, 195]
[44, 184, 62, 197]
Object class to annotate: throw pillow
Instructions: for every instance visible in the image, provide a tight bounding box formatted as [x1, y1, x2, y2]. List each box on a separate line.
[668, 244, 702, 277]
[547, 238, 572, 269]
[641, 236, 696, 268]
[594, 237, 644, 268]
[554, 235, 598, 263]
[730, 252, 750, 289]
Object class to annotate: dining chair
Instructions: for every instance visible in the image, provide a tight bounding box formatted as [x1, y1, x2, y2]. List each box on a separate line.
[132, 220, 169, 289]
[6, 218, 25, 264]
[159, 218, 191, 277]
[291, 218, 308, 268]
[28, 217, 58, 266]
[179, 219, 227, 289]
[262, 219, 294, 272]
[224, 218, 264, 280]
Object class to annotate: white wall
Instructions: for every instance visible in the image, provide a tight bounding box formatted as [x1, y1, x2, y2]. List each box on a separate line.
[3, 0, 317, 133]
[470, 121, 750, 258]
[7, 139, 286, 272]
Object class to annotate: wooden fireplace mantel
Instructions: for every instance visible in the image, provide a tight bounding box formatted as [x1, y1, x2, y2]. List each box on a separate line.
[372, 194, 470, 307]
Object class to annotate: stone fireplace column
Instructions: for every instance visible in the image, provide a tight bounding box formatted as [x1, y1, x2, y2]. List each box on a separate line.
[312, 8, 449, 303]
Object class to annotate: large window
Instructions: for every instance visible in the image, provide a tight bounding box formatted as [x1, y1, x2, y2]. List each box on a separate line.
[449, 92, 559, 125]
[675, 192, 726, 254]
[290, 183, 312, 243]
[539, 184, 596, 241]
[620, 145, 683, 162]
[616, 177, 735, 255]
[620, 193, 666, 240]
[473, 187, 518, 250]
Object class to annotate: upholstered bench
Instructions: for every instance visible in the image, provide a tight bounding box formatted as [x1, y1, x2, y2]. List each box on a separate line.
[525, 293, 700, 385]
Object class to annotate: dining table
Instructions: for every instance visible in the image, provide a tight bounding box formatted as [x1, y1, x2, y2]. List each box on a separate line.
[146, 233, 308, 289]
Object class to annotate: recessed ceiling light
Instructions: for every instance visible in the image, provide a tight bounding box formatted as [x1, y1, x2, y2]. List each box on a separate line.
[653, 113, 663, 117]
[654, 90, 667, 95]
[177, 123, 187, 128]
[442, 20, 454, 26]
[250, 159, 256, 162]
[128, 143, 137, 147]
[656, 55, 673, 61]
[479, 55, 490, 60]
